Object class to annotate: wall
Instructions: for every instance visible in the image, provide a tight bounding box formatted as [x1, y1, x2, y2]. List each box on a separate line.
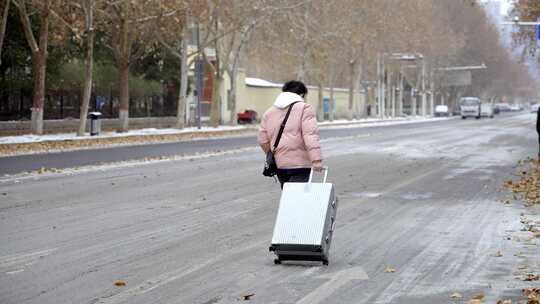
[222, 70, 365, 124]
[0, 117, 179, 135]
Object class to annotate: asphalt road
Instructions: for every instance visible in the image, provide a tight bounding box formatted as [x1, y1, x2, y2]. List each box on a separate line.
[1, 118, 457, 175]
[0, 113, 539, 304]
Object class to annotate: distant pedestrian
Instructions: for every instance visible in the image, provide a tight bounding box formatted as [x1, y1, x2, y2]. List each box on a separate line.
[258, 80, 323, 188]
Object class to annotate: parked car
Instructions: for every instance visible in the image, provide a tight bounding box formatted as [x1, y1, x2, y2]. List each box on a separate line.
[460, 97, 481, 119]
[510, 104, 522, 111]
[435, 105, 449, 117]
[495, 103, 511, 112]
[237, 109, 258, 124]
[480, 103, 494, 118]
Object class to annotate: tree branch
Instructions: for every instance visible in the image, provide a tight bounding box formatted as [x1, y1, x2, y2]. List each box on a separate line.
[0, 0, 10, 64]
[13, 0, 39, 53]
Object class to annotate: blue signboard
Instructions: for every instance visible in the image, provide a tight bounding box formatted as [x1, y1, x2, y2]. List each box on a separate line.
[323, 97, 330, 113]
[537, 17, 540, 50]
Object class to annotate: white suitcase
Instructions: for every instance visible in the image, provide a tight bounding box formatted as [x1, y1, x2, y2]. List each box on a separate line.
[269, 168, 338, 265]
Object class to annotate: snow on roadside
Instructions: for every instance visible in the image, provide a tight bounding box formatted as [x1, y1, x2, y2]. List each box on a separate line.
[0, 117, 451, 145]
[0, 126, 250, 145]
[320, 117, 452, 130]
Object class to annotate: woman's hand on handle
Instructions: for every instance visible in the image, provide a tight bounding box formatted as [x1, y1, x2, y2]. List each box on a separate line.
[312, 160, 323, 172]
[260, 142, 271, 154]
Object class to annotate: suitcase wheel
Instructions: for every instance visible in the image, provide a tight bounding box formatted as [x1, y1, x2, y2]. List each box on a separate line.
[274, 258, 282, 265]
[322, 259, 329, 266]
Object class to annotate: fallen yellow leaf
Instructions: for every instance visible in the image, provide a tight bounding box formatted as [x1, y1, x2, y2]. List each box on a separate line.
[114, 280, 126, 287]
[471, 292, 485, 301]
[241, 293, 255, 300]
[384, 266, 396, 273]
[450, 292, 463, 298]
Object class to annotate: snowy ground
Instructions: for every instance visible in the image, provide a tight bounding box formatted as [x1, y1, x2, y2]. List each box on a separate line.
[0, 113, 537, 304]
[0, 116, 451, 145]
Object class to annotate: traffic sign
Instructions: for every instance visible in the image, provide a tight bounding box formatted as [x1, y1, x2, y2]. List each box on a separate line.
[536, 17, 540, 50]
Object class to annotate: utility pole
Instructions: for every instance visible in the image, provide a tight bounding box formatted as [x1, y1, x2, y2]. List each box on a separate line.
[399, 67, 404, 116]
[441, 92, 445, 106]
[377, 53, 381, 118]
[411, 88, 416, 116]
[391, 84, 396, 117]
[429, 69, 434, 116]
[382, 54, 386, 118]
[421, 58, 426, 117]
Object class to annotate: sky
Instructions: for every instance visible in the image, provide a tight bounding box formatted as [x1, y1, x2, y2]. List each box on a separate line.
[500, 0, 510, 15]
[484, 0, 511, 15]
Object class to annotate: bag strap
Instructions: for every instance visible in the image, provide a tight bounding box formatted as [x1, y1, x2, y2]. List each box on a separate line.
[273, 102, 298, 150]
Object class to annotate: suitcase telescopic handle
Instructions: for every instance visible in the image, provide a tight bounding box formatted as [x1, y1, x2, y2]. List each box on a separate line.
[309, 166, 329, 183]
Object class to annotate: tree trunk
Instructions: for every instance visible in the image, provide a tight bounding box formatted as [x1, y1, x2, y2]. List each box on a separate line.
[118, 62, 129, 132]
[16, 0, 50, 135]
[227, 26, 252, 126]
[77, 2, 95, 136]
[228, 73, 237, 126]
[30, 4, 50, 135]
[347, 60, 355, 120]
[0, 0, 9, 65]
[317, 82, 324, 121]
[176, 31, 188, 129]
[210, 74, 222, 127]
[356, 63, 365, 118]
[329, 84, 335, 122]
[31, 52, 46, 134]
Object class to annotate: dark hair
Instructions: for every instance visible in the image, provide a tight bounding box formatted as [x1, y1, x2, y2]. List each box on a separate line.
[282, 80, 308, 97]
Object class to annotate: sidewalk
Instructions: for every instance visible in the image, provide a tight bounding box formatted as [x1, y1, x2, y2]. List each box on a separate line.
[0, 116, 450, 157]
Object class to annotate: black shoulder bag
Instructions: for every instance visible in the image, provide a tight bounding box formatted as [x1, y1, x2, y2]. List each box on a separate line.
[263, 102, 297, 177]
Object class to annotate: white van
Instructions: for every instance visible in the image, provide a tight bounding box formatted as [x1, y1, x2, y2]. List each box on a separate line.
[460, 97, 481, 119]
[435, 105, 449, 117]
[480, 103, 494, 118]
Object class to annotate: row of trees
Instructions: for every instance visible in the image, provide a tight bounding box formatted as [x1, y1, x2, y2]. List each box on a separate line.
[511, 0, 540, 66]
[0, 0, 537, 135]
[248, 0, 538, 116]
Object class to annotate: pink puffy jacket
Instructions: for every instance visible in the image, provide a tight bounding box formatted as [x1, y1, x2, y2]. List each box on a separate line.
[257, 92, 322, 169]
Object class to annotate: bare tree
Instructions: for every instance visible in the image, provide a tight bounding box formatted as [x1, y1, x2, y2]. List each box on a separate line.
[0, 0, 10, 66]
[77, 0, 95, 136]
[103, 0, 159, 132]
[155, 1, 192, 129]
[12, 0, 52, 134]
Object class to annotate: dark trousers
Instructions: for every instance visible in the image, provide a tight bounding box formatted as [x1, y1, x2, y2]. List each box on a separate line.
[276, 168, 311, 189]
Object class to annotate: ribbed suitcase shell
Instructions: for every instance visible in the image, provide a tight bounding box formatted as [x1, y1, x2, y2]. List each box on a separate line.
[270, 181, 337, 264]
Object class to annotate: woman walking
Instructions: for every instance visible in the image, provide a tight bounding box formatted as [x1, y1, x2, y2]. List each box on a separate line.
[258, 80, 323, 188]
